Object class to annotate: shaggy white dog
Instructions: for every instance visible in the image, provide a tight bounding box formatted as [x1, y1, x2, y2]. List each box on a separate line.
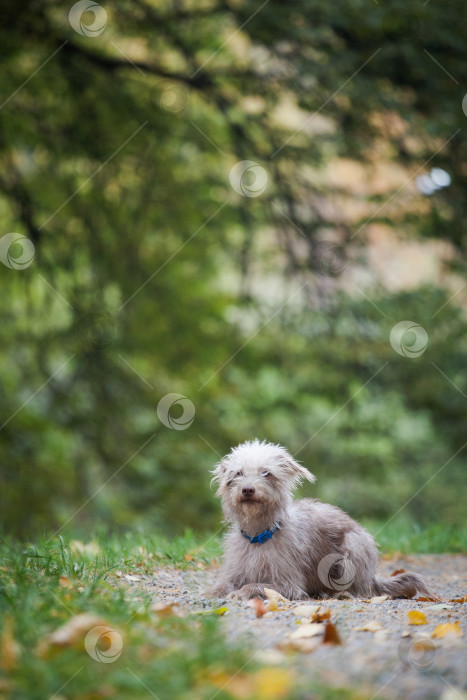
[211, 440, 436, 601]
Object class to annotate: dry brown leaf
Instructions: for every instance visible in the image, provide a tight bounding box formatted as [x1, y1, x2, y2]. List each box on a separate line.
[247, 598, 267, 618]
[449, 596, 467, 603]
[391, 568, 406, 576]
[151, 602, 184, 617]
[58, 575, 73, 589]
[416, 596, 440, 602]
[431, 622, 462, 639]
[322, 621, 342, 645]
[357, 620, 382, 632]
[0, 617, 20, 671]
[312, 607, 331, 622]
[184, 554, 193, 561]
[289, 623, 323, 640]
[408, 610, 428, 625]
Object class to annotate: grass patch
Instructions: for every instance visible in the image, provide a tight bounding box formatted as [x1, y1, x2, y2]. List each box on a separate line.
[365, 521, 467, 554]
[1, 525, 464, 699]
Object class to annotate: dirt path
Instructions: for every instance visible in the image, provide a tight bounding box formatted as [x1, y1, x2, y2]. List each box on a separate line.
[125, 554, 467, 699]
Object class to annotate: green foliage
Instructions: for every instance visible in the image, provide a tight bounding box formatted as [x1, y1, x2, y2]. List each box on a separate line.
[1, 0, 466, 538]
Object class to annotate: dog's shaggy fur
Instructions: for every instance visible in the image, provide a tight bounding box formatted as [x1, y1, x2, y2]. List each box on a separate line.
[211, 440, 436, 601]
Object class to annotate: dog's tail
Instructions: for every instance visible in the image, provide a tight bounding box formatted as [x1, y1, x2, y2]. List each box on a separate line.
[372, 572, 439, 600]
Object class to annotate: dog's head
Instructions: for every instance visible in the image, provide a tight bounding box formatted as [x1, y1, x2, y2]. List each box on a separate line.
[211, 439, 315, 524]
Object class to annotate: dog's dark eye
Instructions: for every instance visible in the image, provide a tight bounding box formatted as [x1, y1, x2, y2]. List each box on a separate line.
[262, 470, 271, 477]
[236, 470, 243, 477]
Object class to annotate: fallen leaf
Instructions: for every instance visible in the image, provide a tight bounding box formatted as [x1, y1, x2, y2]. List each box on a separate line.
[264, 588, 289, 604]
[206, 670, 253, 699]
[391, 569, 406, 576]
[449, 596, 467, 603]
[40, 613, 104, 653]
[416, 596, 440, 602]
[312, 607, 331, 622]
[59, 575, 73, 589]
[151, 602, 185, 617]
[357, 620, 382, 632]
[247, 598, 267, 618]
[322, 621, 342, 645]
[279, 638, 320, 653]
[292, 605, 320, 619]
[431, 622, 462, 639]
[289, 623, 323, 640]
[253, 668, 294, 699]
[69, 540, 100, 557]
[0, 617, 20, 670]
[215, 606, 229, 616]
[370, 595, 389, 603]
[408, 611, 428, 625]
[184, 554, 193, 561]
[124, 574, 140, 582]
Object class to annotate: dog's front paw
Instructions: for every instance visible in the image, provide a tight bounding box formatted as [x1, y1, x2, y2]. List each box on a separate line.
[228, 583, 268, 601]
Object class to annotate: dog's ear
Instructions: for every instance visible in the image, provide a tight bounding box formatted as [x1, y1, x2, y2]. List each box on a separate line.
[281, 453, 316, 486]
[210, 458, 229, 490]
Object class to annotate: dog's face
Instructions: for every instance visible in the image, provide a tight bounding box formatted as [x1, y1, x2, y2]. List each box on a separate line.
[211, 440, 315, 523]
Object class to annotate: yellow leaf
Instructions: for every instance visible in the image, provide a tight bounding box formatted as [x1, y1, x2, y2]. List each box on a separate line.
[408, 611, 427, 625]
[431, 622, 462, 639]
[253, 668, 293, 699]
[216, 606, 229, 616]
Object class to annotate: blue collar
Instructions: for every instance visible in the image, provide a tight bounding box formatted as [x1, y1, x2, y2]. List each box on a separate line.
[241, 521, 282, 544]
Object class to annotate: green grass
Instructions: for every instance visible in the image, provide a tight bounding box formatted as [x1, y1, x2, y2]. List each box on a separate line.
[0, 524, 464, 699]
[365, 521, 467, 554]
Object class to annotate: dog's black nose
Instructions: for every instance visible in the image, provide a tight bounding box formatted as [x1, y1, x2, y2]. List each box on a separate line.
[242, 487, 255, 497]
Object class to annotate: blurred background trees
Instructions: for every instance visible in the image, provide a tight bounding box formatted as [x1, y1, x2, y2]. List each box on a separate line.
[1, 0, 466, 538]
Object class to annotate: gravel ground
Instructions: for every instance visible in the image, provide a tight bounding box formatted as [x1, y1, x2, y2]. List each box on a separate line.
[124, 554, 467, 700]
